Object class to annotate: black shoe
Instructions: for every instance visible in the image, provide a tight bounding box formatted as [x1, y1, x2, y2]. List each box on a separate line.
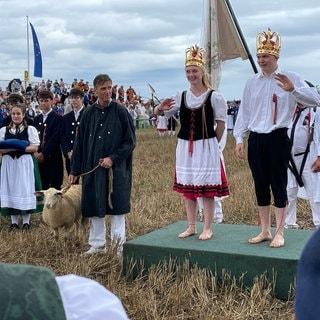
[9, 223, 19, 231]
[22, 223, 30, 232]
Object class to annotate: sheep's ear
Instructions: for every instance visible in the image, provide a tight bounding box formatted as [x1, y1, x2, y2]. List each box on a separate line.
[56, 191, 63, 197]
[34, 191, 44, 196]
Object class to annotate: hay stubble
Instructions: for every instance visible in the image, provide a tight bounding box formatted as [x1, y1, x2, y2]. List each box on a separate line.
[0, 129, 308, 319]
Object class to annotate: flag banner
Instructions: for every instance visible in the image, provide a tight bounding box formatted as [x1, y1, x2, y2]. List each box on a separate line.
[147, 83, 161, 104]
[29, 22, 42, 78]
[147, 83, 156, 95]
[203, 0, 248, 89]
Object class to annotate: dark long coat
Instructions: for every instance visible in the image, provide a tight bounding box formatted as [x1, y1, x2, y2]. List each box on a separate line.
[60, 108, 84, 174]
[34, 111, 63, 190]
[60, 109, 84, 156]
[71, 101, 136, 217]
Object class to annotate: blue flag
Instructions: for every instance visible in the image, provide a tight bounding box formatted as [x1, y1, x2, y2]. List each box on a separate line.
[29, 22, 42, 78]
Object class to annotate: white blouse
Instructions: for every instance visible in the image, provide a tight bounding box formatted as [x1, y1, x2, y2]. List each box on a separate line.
[164, 89, 227, 122]
[0, 125, 40, 146]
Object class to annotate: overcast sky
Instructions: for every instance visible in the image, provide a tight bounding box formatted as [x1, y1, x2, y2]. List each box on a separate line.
[0, 0, 319, 101]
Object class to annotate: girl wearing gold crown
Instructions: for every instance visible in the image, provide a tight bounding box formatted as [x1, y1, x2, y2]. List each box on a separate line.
[154, 45, 229, 240]
[233, 29, 320, 248]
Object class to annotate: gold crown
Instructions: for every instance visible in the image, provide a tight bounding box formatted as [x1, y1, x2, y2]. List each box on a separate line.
[256, 28, 281, 57]
[185, 45, 206, 70]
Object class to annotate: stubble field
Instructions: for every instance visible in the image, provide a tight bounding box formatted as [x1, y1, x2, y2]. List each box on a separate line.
[1, 128, 312, 319]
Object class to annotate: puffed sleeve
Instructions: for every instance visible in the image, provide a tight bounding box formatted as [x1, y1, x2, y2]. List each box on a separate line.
[211, 91, 227, 122]
[27, 125, 40, 146]
[0, 127, 5, 141]
[163, 91, 182, 118]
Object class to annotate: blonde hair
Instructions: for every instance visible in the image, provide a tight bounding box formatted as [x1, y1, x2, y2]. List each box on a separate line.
[202, 71, 213, 89]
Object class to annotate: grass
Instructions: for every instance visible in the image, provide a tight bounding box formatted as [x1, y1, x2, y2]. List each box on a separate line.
[0, 128, 311, 319]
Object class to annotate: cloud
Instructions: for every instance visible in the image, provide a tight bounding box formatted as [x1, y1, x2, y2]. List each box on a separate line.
[0, 0, 319, 101]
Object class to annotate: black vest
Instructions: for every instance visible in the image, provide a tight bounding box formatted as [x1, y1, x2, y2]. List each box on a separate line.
[5, 126, 29, 158]
[177, 90, 216, 141]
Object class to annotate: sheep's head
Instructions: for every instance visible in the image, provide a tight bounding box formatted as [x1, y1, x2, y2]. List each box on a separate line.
[34, 188, 63, 209]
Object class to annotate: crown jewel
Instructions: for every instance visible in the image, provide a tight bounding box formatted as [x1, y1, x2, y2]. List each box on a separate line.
[256, 28, 281, 57]
[185, 45, 206, 70]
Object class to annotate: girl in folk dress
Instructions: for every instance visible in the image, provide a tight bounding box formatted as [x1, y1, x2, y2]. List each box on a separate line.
[154, 45, 229, 240]
[0, 104, 41, 231]
[156, 114, 167, 137]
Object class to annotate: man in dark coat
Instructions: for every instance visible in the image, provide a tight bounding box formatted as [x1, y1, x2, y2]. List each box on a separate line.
[34, 90, 63, 190]
[68, 74, 136, 255]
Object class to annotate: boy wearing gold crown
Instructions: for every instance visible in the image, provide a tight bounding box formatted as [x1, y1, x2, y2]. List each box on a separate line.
[154, 45, 229, 240]
[233, 29, 320, 247]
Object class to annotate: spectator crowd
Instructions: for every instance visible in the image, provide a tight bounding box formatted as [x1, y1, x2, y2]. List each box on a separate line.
[0, 78, 158, 127]
[0, 77, 242, 135]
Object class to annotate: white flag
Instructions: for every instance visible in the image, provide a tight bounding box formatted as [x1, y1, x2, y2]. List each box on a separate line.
[203, 0, 248, 90]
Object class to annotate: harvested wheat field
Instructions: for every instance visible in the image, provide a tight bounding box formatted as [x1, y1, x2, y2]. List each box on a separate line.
[1, 128, 313, 319]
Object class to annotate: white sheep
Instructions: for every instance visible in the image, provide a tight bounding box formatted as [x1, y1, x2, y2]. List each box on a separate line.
[35, 184, 85, 240]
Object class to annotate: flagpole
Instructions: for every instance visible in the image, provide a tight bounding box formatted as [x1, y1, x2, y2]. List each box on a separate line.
[26, 16, 30, 85]
[224, 0, 258, 74]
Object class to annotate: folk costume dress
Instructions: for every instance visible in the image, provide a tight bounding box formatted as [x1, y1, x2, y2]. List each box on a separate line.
[165, 89, 229, 199]
[156, 115, 168, 133]
[0, 125, 41, 216]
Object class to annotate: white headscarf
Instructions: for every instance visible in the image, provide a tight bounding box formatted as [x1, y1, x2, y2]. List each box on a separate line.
[56, 275, 129, 320]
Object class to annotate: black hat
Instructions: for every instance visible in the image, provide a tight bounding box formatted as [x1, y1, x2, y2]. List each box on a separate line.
[69, 88, 84, 97]
[38, 90, 54, 100]
[8, 93, 24, 104]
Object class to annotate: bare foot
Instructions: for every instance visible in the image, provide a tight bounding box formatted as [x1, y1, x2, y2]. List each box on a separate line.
[269, 234, 285, 248]
[198, 230, 213, 240]
[248, 232, 272, 244]
[178, 226, 197, 238]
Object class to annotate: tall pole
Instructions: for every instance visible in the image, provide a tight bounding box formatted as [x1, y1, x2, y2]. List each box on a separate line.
[26, 16, 30, 85]
[224, 0, 258, 74]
